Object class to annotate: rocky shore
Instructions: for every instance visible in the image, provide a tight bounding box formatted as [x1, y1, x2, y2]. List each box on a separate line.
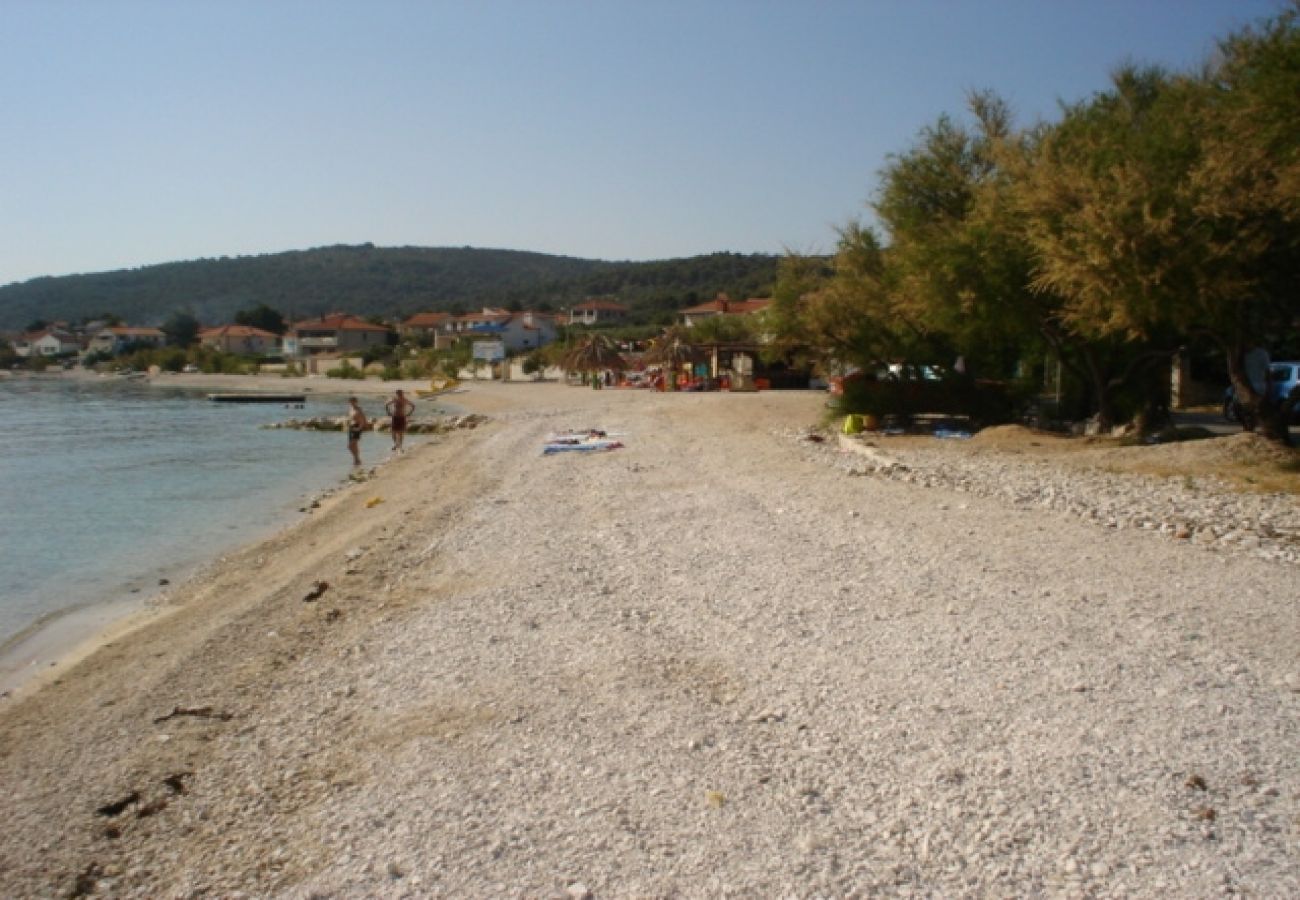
[829, 428, 1300, 566]
[265, 413, 490, 434]
[0, 383, 1296, 898]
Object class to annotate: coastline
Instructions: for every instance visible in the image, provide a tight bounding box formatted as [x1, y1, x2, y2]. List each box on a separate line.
[1, 381, 1296, 896]
[0, 370, 442, 699]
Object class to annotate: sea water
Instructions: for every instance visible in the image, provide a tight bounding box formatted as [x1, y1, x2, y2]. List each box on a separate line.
[0, 376, 385, 646]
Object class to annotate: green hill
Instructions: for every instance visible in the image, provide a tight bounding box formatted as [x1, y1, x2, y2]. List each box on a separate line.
[0, 244, 778, 330]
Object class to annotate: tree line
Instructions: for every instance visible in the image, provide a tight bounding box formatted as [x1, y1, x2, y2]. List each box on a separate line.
[770, 5, 1300, 443]
[0, 245, 776, 333]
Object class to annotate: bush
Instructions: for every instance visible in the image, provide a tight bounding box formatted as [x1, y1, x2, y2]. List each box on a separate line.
[832, 374, 1016, 427]
[326, 361, 365, 380]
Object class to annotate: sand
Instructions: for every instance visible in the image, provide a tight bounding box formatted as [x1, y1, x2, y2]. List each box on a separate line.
[0, 380, 1296, 898]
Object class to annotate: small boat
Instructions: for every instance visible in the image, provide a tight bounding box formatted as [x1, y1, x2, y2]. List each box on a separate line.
[207, 393, 306, 403]
[416, 377, 460, 399]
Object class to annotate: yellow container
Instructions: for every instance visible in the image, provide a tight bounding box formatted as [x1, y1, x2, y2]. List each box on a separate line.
[842, 414, 864, 435]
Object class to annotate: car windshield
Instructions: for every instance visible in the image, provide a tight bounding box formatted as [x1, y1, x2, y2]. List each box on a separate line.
[1270, 364, 1296, 381]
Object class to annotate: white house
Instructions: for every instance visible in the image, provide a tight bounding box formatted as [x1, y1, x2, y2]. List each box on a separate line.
[29, 329, 81, 356]
[443, 308, 558, 353]
[568, 298, 630, 326]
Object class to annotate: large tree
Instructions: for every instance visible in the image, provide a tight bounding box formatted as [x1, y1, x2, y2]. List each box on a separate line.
[1017, 7, 1300, 442]
[161, 311, 200, 347]
[233, 303, 286, 335]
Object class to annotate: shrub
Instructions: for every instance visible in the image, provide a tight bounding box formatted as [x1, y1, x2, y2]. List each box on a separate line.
[326, 361, 365, 380]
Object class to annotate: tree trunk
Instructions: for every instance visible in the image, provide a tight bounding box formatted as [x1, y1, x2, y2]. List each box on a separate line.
[1226, 343, 1292, 447]
[1081, 346, 1115, 431]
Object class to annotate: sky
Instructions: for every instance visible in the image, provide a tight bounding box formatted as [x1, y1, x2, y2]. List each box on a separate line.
[0, 0, 1285, 286]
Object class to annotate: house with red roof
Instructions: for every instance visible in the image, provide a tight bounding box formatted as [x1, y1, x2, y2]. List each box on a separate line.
[680, 293, 772, 327]
[198, 324, 282, 355]
[400, 312, 452, 341]
[17, 328, 80, 357]
[568, 298, 630, 326]
[284, 314, 392, 358]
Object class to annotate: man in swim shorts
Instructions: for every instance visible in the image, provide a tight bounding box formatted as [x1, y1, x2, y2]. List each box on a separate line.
[385, 388, 416, 453]
[346, 396, 369, 466]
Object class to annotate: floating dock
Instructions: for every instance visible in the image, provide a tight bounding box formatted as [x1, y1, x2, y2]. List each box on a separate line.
[207, 393, 306, 403]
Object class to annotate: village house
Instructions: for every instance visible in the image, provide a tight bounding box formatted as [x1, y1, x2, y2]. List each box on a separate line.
[283, 314, 392, 358]
[11, 327, 76, 358]
[399, 312, 451, 342]
[198, 324, 282, 355]
[680, 293, 773, 327]
[26, 328, 82, 357]
[88, 326, 167, 355]
[568, 298, 630, 326]
[441, 308, 558, 353]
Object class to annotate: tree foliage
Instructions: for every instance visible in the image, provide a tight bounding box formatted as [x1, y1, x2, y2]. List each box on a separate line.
[233, 303, 287, 334]
[774, 4, 1299, 441]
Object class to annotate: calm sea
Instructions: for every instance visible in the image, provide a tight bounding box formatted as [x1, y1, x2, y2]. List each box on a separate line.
[0, 376, 381, 646]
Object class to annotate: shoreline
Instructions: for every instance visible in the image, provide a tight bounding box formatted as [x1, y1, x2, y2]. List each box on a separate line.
[1, 381, 1296, 896]
[0, 371, 438, 700]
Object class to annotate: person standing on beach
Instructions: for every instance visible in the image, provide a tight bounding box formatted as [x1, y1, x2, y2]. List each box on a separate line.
[346, 396, 369, 466]
[385, 388, 415, 453]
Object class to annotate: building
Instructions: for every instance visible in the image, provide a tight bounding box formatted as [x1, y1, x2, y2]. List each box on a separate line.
[568, 298, 630, 326]
[198, 324, 282, 355]
[680, 293, 772, 327]
[88, 326, 167, 355]
[27, 329, 81, 356]
[442, 308, 559, 353]
[284, 314, 392, 358]
[400, 312, 451, 342]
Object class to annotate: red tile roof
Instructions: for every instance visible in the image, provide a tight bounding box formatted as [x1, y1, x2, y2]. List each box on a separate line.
[572, 299, 629, 312]
[681, 296, 772, 315]
[104, 326, 165, 337]
[198, 324, 279, 339]
[402, 312, 451, 328]
[290, 314, 391, 333]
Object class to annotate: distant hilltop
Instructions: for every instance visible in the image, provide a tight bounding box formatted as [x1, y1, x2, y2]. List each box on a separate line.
[0, 244, 778, 330]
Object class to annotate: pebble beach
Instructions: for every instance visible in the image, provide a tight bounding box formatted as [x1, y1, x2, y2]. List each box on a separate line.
[0, 379, 1296, 898]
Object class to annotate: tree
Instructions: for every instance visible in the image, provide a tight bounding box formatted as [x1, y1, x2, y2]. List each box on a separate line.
[1016, 10, 1300, 443]
[233, 303, 286, 335]
[771, 224, 919, 376]
[1186, 7, 1300, 438]
[162, 311, 200, 347]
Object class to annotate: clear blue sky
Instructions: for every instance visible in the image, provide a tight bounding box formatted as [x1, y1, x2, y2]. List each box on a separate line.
[0, 0, 1283, 286]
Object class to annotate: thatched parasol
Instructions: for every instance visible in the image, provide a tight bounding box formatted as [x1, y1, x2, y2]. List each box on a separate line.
[643, 327, 703, 389]
[562, 333, 628, 373]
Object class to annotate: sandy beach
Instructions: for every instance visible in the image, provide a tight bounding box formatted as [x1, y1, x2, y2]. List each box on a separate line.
[1, 379, 1296, 897]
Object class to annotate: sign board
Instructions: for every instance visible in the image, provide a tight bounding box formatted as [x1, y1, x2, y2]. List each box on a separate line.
[472, 340, 505, 361]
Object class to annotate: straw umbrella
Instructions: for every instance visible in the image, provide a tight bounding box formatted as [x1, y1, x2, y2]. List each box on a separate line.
[643, 326, 699, 390]
[562, 333, 628, 387]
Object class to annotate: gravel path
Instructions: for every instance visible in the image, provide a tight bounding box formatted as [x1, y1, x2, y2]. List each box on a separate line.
[1, 385, 1296, 898]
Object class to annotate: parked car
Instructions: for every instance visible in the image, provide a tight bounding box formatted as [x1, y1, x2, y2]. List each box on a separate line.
[1224, 361, 1300, 423]
[182, 364, 200, 373]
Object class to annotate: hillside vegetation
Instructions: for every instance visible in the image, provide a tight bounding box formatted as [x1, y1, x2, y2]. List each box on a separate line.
[0, 245, 778, 329]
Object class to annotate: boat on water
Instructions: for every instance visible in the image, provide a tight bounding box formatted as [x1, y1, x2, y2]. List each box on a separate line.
[207, 393, 306, 403]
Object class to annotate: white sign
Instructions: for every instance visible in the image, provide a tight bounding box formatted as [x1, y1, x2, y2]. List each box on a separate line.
[472, 340, 505, 361]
